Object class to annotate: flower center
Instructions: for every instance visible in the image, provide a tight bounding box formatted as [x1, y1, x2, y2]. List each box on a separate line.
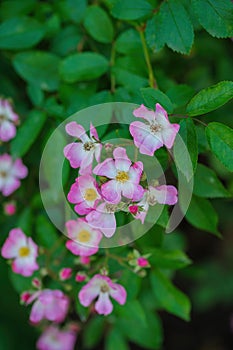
[18, 246, 30, 257]
[83, 142, 94, 151]
[84, 188, 98, 201]
[116, 171, 129, 183]
[77, 230, 91, 243]
[148, 194, 157, 206]
[150, 123, 161, 134]
[0, 114, 6, 122]
[105, 203, 117, 213]
[0, 171, 7, 178]
[100, 283, 110, 293]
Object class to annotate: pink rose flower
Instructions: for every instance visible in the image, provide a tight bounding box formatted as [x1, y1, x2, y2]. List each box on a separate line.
[65, 218, 102, 257]
[27, 289, 69, 324]
[131, 184, 178, 223]
[1, 228, 39, 277]
[59, 268, 72, 281]
[64, 122, 102, 175]
[0, 99, 19, 142]
[3, 201, 16, 215]
[0, 154, 28, 196]
[36, 325, 77, 350]
[79, 274, 127, 316]
[130, 104, 180, 156]
[67, 175, 101, 215]
[93, 147, 144, 204]
[86, 201, 117, 238]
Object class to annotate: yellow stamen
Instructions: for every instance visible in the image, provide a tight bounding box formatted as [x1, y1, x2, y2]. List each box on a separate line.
[116, 171, 129, 183]
[84, 188, 98, 201]
[100, 283, 110, 293]
[77, 230, 91, 243]
[18, 246, 30, 257]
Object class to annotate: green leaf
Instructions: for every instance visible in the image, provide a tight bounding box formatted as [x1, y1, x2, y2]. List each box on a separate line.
[27, 83, 44, 107]
[194, 164, 230, 198]
[113, 67, 148, 91]
[115, 29, 141, 54]
[111, 0, 153, 20]
[192, 0, 233, 38]
[149, 248, 192, 270]
[0, 0, 35, 20]
[105, 329, 129, 350]
[173, 118, 198, 179]
[0, 16, 45, 49]
[13, 51, 60, 91]
[60, 52, 108, 83]
[187, 81, 233, 116]
[51, 25, 82, 57]
[166, 84, 195, 109]
[83, 317, 105, 349]
[84, 6, 114, 43]
[17, 208, 32, 233]
[206, 122, 233, 172]
[35, 215, 59, 248]
[116, 300, 147, 328]
[119, 269, 141, 300]
[145, 13, 166, 52]
[9, 270, 34, 293]
[141, 87, 174, 113]
[66, 0, 87, 23]
[11, 110, 47, 158]
[184, 195, 221, 236]
[159, 0, 194, 54]
[116, 301, 162, 349]
[150, 269, 191, 321]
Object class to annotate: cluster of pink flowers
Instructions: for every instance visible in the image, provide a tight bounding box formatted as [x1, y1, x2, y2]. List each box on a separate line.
[64, 103, 179, 242]
[0, 103, 180, 350]
[0, 98, 27, 203]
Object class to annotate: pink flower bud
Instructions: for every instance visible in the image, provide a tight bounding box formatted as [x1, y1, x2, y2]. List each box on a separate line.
[75, 272, 86, 283]
[104, 143, 114, 151]
[137, 257, 149, 267]
[4, 202, 16, 216]
[32, 278, 41, 289]
[59, 268, 72, 281]
[20, 291, 31, 304]
[129, 205, 139, 215]
[80, 256, 90, 265]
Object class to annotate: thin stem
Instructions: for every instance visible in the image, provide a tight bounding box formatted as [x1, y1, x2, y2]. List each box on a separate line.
[193, 118, 208, 127]
[138, 27, 158, 89]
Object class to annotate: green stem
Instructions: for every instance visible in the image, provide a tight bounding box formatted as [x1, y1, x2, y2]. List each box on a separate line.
[138, 28, 158, 89]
